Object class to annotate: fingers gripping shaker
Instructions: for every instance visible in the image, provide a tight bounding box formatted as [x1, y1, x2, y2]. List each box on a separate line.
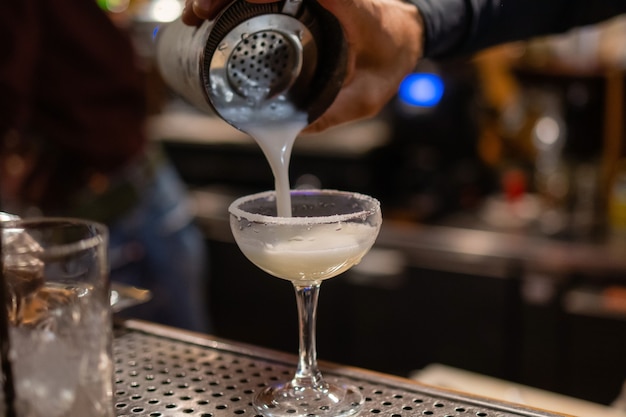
[155, 0, 348, 130]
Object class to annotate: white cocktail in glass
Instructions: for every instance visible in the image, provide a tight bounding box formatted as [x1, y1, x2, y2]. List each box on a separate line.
[229, 189, 382, 417]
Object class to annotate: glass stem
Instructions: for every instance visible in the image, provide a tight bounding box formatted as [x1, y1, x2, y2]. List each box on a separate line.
[293, 283, 324, 389]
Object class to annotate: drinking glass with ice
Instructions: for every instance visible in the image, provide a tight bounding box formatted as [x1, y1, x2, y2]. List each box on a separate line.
[0, 218, 113, 417]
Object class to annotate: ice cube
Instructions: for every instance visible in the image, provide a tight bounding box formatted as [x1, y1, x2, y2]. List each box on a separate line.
[10, 322, 79, 417]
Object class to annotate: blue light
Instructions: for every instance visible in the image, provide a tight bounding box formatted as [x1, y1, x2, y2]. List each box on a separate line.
[398, 73, 444, 107]
[152, 26, 161, 40]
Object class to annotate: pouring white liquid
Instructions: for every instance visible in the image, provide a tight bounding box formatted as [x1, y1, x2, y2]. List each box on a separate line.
[240, 114, 308, 217]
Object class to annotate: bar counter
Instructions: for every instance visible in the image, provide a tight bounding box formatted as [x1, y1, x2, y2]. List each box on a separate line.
[113, 320, 570, 417]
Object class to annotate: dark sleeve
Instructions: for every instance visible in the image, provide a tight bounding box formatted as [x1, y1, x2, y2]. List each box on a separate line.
[409, 0, 626, 59]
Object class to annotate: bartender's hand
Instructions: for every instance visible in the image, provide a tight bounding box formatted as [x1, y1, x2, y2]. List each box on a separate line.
[182, 0, 232, 25]
[181, 0, 424, 133]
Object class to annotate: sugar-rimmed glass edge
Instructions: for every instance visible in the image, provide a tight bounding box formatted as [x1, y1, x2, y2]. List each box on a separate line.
[228, 189, 381, 225]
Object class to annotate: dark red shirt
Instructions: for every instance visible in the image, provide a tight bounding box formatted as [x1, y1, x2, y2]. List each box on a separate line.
[0, 0, 147, 210]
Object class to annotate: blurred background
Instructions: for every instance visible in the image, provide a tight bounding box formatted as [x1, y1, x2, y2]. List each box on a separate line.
[105, 0, 626, 412]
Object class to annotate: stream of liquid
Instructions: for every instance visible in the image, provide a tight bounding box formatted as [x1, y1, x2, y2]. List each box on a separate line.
[239, 115, 309, 217]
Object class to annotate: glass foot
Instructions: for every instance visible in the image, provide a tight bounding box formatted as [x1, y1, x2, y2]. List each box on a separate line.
[253, 380, 364, 417]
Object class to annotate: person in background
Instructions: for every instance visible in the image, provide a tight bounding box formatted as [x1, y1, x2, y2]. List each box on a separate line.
[182, 0, 626, 134]
[0, 0, 212, 333]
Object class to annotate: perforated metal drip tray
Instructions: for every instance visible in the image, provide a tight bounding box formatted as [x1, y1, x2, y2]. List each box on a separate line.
[114, 320, 569, 417]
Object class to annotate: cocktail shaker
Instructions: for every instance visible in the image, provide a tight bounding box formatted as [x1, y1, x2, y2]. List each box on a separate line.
[155, 0, 347, 130]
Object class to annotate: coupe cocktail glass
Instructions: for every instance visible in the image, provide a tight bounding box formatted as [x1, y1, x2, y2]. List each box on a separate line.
[229, 189, 382, 417]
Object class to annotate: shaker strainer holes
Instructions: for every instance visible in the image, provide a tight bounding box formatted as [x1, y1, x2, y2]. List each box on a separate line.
[227, 30, 296, 97]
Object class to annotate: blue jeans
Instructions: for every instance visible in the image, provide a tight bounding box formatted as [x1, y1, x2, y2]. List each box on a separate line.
[108, 162, 212, 333]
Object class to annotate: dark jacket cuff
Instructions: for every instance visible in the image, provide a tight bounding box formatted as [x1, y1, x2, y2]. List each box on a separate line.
[408, 0, 472, 59]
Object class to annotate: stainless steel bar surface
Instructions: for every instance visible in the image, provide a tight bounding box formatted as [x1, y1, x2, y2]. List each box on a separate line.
[113, 320, 571, 417]
[113, 321, 563, 417]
